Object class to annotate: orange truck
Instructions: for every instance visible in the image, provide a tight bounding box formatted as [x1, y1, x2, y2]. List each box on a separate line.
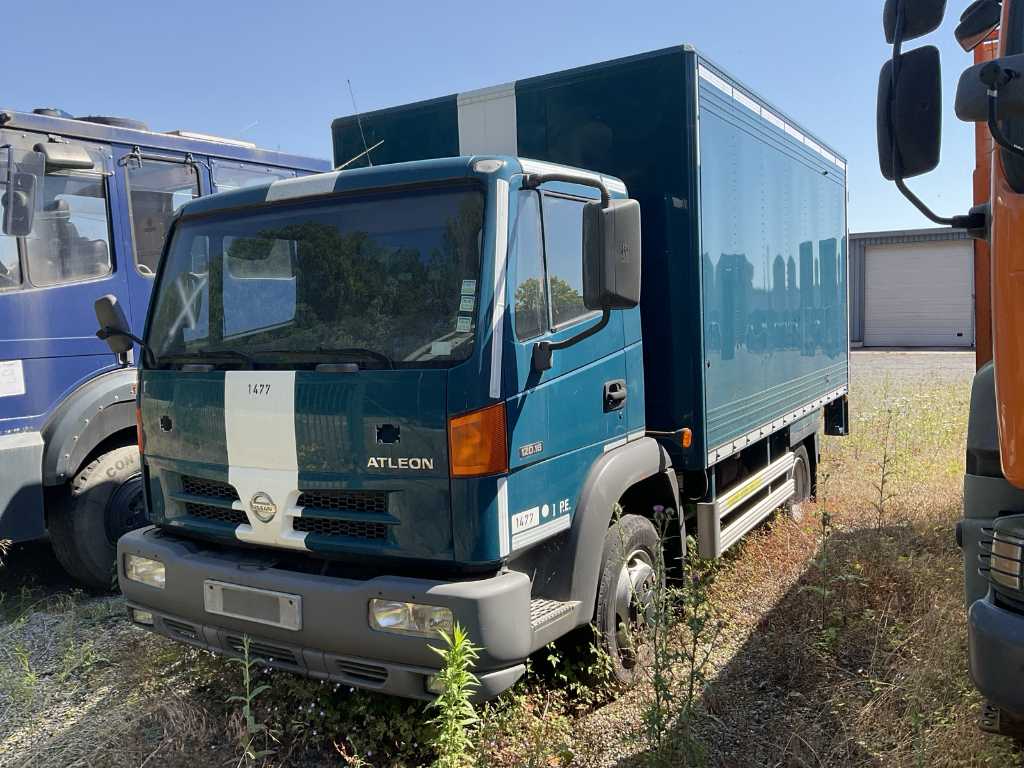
[877, 0, 1024, 738]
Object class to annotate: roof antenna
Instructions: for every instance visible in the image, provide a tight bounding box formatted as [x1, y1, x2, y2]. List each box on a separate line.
[347, 78, 372, 167]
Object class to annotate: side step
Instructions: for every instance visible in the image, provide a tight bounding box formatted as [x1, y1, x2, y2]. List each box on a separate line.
[528, 598, 581, 651]
[696, 451, 796, 559]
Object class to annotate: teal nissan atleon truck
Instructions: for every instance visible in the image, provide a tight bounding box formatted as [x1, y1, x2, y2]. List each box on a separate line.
[98, 47, 849, 700]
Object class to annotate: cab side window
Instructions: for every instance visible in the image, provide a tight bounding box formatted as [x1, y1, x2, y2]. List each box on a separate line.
[213, 161, 295, 192]
[127, 161, 199, 276]
[541, 194, 589, 327]
[512, 191, 548, 340]
[0, 236, 20, 290]
[24, 173, 112, 287]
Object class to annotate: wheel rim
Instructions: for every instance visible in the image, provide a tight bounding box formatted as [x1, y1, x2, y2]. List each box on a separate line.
[104, 473, 146, 544]
[611, 548, 656, 669]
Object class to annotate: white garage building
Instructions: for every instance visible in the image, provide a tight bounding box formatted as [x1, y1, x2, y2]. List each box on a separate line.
[849, 227, 975, 348]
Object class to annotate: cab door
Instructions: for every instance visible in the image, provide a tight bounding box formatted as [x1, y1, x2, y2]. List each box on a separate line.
[114, 147, 204, 338]
[0, 138, 129, 428]
[502, 182, 628, 555]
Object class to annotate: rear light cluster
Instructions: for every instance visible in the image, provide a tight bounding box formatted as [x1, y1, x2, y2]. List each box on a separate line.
[448, 402, 507, 478]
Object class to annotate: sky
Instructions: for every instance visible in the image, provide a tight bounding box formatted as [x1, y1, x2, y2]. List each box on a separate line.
[7, 1, 981, 233]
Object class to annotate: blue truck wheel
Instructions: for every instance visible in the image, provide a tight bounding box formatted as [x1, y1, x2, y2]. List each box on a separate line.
[49, 445, 145, 590]
[595, 514, 662, 685]
[784, 445, 812, 523]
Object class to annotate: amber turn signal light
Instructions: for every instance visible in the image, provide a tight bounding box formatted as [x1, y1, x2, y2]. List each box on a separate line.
[448, 403, 508, 478]
[681, 428, 692, 449]
[136, 406, 145, 453]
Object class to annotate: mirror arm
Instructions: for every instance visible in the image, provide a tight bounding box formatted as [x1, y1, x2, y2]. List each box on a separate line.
[523, 172, 610, 207]
[532, 309, 611, 371]
[983, 65, 1024, 160]
[886, 4, 978, 231]
[96, 326, 154, 367]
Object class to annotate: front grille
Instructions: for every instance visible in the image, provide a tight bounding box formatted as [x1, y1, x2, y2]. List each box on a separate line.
[181, 476, 239, 502]
[163, 618, 202, 642]
[293, 516, 388, 540]
[297, 489, 388, 515]
[333, 658, 389, 685]
[225, 636, 300, 667]
[186, 503, 248, 526]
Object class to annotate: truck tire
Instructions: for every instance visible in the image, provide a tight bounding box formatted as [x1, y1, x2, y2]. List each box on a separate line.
[594, 514, 662, 686]
[50, 445, 146, 591]
[785, 444, 812, 522]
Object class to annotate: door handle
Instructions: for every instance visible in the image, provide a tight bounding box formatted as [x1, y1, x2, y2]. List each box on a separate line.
[604, 379, 627, 412]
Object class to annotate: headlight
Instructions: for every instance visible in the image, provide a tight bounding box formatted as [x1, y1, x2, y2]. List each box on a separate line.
[987, 528, 1019, 593]
[369, 599, 453, 637]
[129, 608, 155, 626]
[124, 554, 165, 589]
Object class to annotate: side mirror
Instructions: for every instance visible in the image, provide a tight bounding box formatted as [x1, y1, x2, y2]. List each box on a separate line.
[94, 294, 134, 357]
[582, 198, 642, 311]
[884, 0, 948, 44]
[956, 54, 1024, 122]
[877, 46, 943, 180]
[2, 171, 36, 237]
[956, 0, 1002, 51]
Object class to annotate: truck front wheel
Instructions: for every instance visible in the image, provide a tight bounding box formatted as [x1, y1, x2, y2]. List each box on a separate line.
[594, 514, 663, 685]
[50, 445, 146, 591]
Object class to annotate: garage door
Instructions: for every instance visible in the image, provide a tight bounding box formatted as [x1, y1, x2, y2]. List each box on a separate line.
[864, 240, 974, 347]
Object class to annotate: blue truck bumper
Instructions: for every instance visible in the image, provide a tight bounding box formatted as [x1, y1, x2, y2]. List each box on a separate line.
[0, 431, 46, 541]
[969, 593, 1024, 717]
[118, 526, 534, 700]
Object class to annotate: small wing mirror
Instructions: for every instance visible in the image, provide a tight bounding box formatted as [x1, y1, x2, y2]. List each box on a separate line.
[956, 0, 1002, 51]
[884, 0, 948, 44]
[2, 171, 36, 237]
[582, 198, 642, 311]
[94, 294, 134, 357]
[956, 54, 1024, 121]
[877, 45, 943, 180]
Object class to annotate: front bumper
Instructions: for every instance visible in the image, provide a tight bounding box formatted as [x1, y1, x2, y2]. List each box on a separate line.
[118, 527, 532, 700]
[969, 592, 1024, 718]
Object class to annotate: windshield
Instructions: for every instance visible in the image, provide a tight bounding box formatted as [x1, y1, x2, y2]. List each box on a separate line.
[147, 185, 485, 368]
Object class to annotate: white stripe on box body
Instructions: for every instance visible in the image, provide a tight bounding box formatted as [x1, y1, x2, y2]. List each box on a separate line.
[489, 178, 509, 400]
[497, 476, 510, 557]
[457, 83, 519, 156]
[224, 370, 308, 550]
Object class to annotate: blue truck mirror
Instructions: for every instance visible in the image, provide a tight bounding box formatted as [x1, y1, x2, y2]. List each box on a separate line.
[2, 171, 36, 237]
[94, 294, 134, 358]
[582, 198, 642, 312]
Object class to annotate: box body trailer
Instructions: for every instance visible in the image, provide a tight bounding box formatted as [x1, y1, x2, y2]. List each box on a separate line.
[333, 45, 850, 551]
[112, 46, 848, 701]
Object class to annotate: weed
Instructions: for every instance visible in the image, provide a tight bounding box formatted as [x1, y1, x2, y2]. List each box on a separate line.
[428, 622, 480, 768]
[226, 635, 277, 766]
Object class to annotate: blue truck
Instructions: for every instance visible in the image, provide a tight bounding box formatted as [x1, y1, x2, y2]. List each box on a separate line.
[105, 46, 849, 699]
[0, 108, 328, 589]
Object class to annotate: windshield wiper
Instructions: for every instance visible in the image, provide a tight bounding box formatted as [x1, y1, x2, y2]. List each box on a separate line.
[157, 349, 255, 369]
[253, 347, 394, 369]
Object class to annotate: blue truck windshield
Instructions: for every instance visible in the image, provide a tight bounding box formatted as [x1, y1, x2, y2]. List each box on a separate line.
[147, 186, 485, 368]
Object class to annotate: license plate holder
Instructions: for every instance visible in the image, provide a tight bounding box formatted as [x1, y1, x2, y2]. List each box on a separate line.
[203, 580, 302, 631]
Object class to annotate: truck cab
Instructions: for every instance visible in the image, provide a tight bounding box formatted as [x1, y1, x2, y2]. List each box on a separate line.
[0, 108, 328, 589]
